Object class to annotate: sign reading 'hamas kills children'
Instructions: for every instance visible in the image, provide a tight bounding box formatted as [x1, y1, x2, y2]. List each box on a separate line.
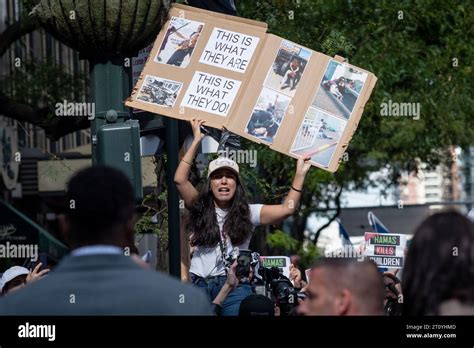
[364, 232, 407, 269]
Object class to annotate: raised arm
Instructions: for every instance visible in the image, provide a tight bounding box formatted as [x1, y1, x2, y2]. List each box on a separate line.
[260, 157, 311, 225]
[174, 118, 205, 209]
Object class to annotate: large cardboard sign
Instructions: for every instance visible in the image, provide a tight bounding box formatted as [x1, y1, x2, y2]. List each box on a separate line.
[364, 232, 407, 269]
[126, 4, 377, 172]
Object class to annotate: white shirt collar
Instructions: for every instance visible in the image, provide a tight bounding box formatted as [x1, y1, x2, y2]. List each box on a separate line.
[71, 245, 123, 257]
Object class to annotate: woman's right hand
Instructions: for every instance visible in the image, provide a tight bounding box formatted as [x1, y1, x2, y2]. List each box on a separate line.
[26, 263, 50, 284]
[190, 118, 206, 142]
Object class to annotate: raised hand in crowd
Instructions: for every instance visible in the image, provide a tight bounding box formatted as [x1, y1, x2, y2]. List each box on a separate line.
[289, 264, 305, 290]
[26, 263, 50, 284]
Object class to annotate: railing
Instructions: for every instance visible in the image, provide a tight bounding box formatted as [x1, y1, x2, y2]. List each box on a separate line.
[292, 119, 321, 151]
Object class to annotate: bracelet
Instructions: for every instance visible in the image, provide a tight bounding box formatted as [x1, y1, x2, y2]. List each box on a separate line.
[290, 185, 302, 193]
[181, 159, 193, 166]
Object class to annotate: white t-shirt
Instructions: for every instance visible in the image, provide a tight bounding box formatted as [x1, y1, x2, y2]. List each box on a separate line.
[189, 204, 263, 278]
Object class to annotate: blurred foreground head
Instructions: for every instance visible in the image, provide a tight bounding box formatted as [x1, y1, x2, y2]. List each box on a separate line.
[299, 258, 384, 316]
[61, 166, 135, 249]
[0, 266, 29, 295]
[402, 210, 474, 315]
[239, 294, 275, 316]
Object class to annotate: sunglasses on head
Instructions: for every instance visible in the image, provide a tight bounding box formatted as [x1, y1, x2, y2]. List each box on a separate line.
[210, 172, 236, 180]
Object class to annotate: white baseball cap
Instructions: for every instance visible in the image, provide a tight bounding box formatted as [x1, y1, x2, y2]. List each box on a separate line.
[208, 157, 239, 178]
[0, 266, 29, 292]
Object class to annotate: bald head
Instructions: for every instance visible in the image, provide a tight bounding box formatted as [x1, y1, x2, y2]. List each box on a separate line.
[300, 258, 384, 316]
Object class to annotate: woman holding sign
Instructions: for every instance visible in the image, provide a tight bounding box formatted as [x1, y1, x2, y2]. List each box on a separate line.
[174, 118, 311, 316]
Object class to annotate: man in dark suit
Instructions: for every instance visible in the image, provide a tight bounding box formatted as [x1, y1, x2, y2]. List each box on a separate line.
[0, 166, 212, 315]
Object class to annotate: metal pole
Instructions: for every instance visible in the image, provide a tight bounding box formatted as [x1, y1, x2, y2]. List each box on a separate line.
[166, 117, 181, 278]
[89, 57, 130, 163]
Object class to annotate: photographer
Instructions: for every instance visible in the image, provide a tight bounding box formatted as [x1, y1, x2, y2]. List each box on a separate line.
[383, 272, 403, 316]
[175, 118, 311, 316]
[1, 264, 49, 296]
[256, 264, 301, 316]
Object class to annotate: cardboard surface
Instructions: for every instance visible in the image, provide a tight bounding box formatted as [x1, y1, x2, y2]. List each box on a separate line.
[126, 4, 377, 173]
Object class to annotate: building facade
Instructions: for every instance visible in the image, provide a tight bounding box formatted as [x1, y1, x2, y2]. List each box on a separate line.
[0, 0, 90, 161]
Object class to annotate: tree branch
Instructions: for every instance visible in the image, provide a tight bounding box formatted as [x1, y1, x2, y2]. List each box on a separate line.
[0, 91, 90, 140]
[0, 15, 40, 58]
[0, 15, 91, 140]
[0, 90, 49, 122]
[312, 185, 344, 245]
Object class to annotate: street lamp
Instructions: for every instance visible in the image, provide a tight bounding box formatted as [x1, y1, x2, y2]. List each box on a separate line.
[31, 1, 182, 276]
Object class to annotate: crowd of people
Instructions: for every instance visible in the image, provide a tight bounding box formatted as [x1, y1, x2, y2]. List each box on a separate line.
[0, 119, 473, 316]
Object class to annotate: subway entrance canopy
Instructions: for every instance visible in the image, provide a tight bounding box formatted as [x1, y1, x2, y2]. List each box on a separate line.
[0, 200, 69, 263]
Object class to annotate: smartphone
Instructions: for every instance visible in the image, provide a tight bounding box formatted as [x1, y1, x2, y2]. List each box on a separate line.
[236, 249, 252, 279]
[32, 253, 48, 272]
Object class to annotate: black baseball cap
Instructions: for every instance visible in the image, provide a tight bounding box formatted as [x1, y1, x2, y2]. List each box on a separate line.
[239, 294, 275, 316]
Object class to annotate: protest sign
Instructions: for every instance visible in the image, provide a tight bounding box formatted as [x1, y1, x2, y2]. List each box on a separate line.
[132, 45, 153, 113]
[259, 256, 291, 279]
[181, 71, 242, 116]
[199, 27, 260, 73]
[126, 4, 267, 129]
[364, 232, 407, 269]
[126, 3, 377, 172]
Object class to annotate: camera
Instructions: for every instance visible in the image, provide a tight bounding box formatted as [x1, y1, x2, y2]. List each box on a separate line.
[225, 248, 256, 281]
[226, 249, 299, 315]
[255, 260, 298, 316]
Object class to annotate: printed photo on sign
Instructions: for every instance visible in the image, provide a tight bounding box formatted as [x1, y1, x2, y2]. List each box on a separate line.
[136, 75, 183, 108]
[290, 107, 346, 167]
[245, 87, 291, 143]
[180, 71, 241, 117]
[264, 40, 311, 97]
[312, 60, 368, 119]
[199, 27, 260, 73]
[132, 44, 153, 113]
[154, 17, 204, 68]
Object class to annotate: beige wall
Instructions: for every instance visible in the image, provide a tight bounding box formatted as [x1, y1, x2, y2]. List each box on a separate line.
[38, 157, 158, 192]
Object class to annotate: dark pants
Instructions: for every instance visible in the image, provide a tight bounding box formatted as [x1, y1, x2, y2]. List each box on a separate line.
[191, 274, 252, 316]
[167, 48, 193, 66]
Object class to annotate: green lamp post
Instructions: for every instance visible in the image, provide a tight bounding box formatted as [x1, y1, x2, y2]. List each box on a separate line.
[32, 0, 172, 200]
[32, 0, 182, 277]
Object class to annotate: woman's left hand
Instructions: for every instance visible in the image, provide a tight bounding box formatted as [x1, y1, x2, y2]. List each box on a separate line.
[296, 157, 311, 177]
[225, 261, 239, 290]
[26, 263, 50, 284]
